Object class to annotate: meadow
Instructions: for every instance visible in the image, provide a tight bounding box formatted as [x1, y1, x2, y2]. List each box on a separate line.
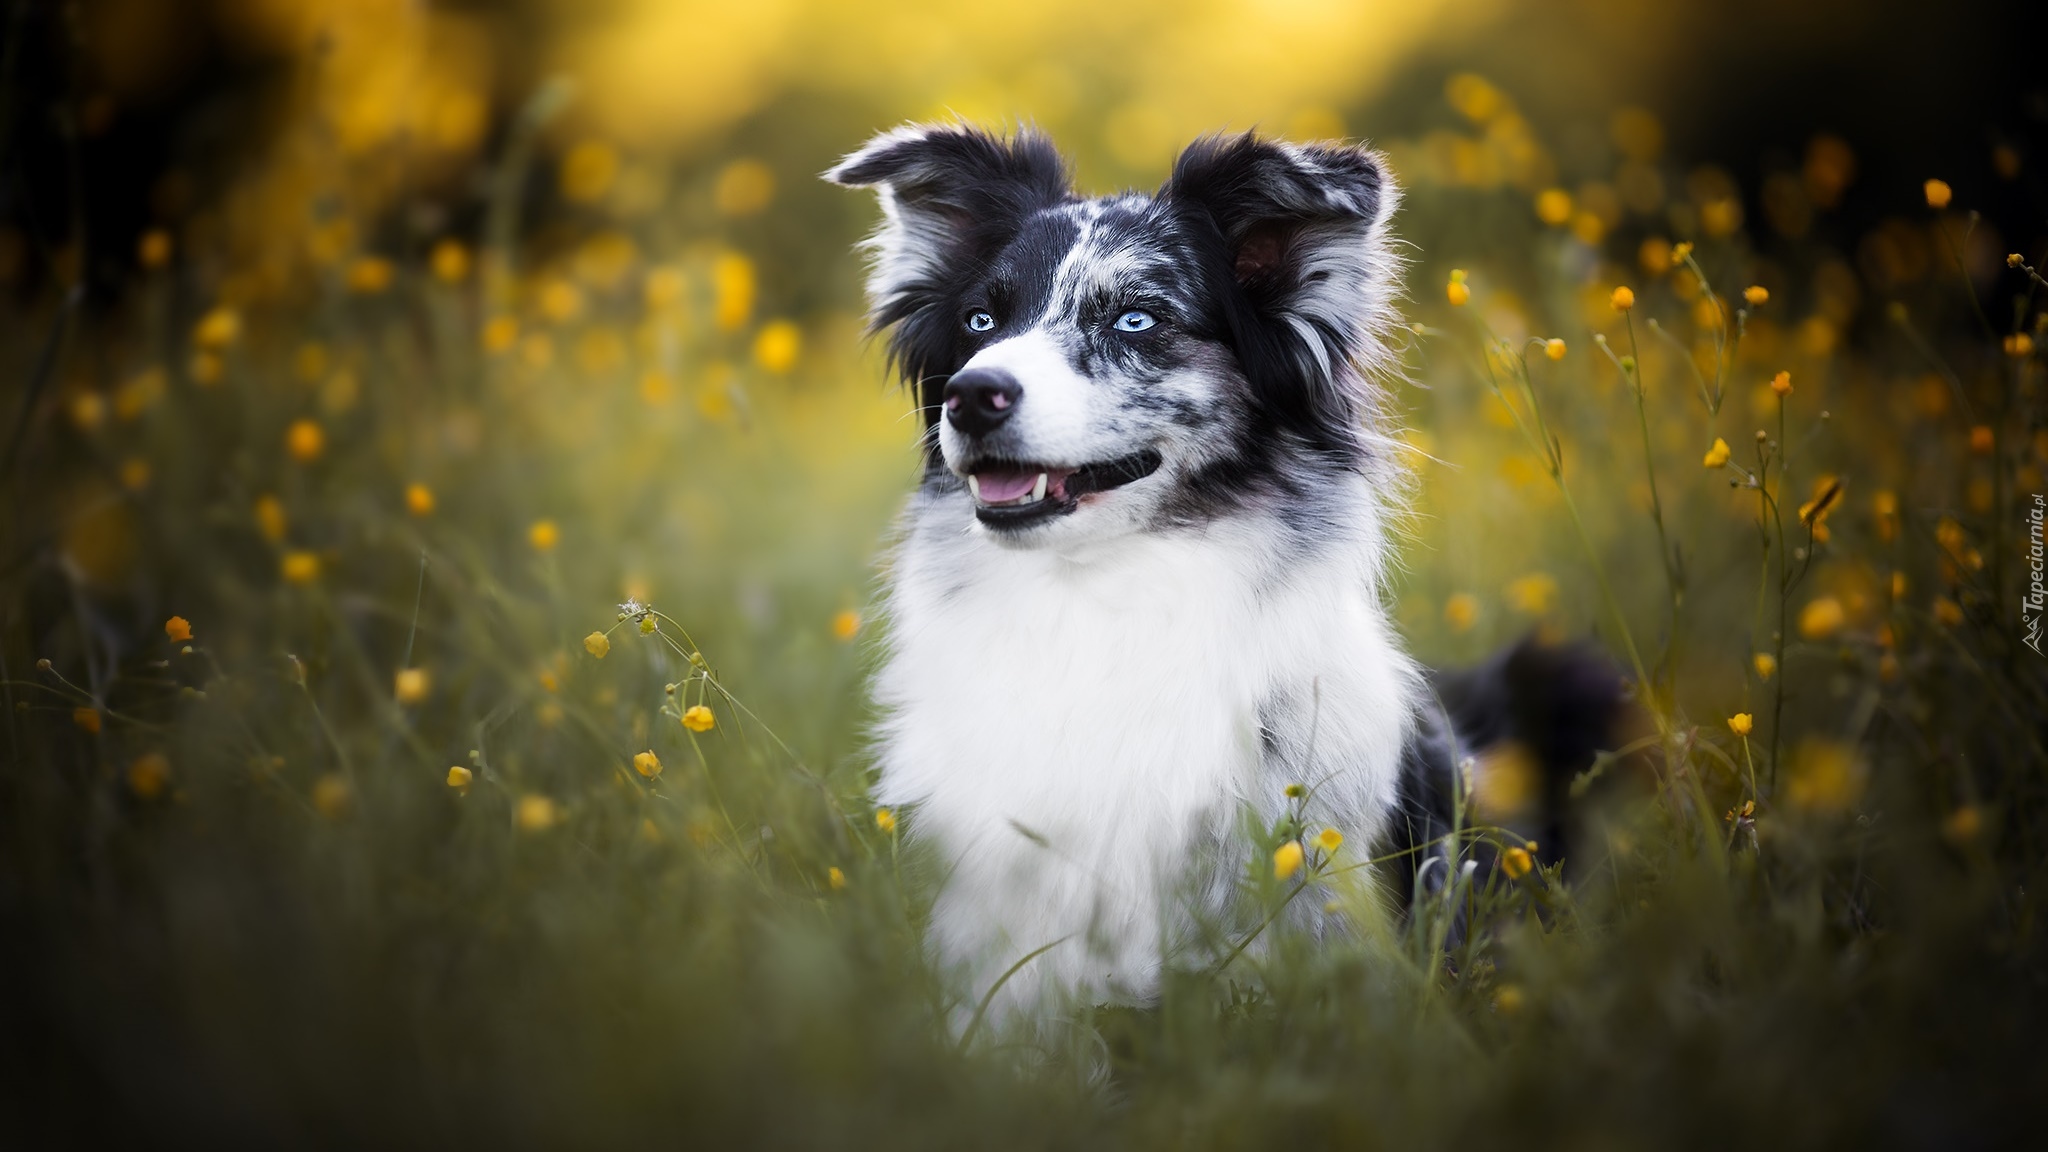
[2, 2, 2044, 1146]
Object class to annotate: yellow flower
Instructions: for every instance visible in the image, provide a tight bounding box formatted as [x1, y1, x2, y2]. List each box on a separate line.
[286, 419, 325, 462]
[1769, 370, 1792, 396]
[714, 158, 777, 216]
[446, 765, 473, 789]
[313, 774, 352, 818]
[583, 631, 611, 659]
[281, 551, 321, 584]
[394, 668, 431, 705]
[1610, 285, 1635, 312]
[1743, 285, 1769, 306]
[1534, 188, 1572, 226]
[1967, 424, 1995, 455]
[713, 253, 757, 331]
[193, 306, 240, 349]
[1785, 740, 1862, 813]
[1670, 241, 1694, 265]
[1283, 783, 1306, 799]
[1728, 713, 1753, 737]
[430, 239, 470, 284]
[128, 752, 170, 799]
[1443, 592, 1479, 633]
[1923, 178, 1952, 209]
[876, 808, 897, 834]
[1446, 268, 1469, 307]
[633, 750, 663, 778]
[405, 483, 435, 517]
[138, 229, 173, 269]
[1492, 985, 1525, 1015]
[753, 319, 802, 374]
[164, 616, 192, 642]
[1506, 572, 1558, 616]
[1891, 571, 1908, 599]
[1315, 827, 1343, 854]
[832, 610, 861, 641]
[482, 315, 519, 354]
[254, 494, 287, 542]
[73, 707, 101, 735]
[516, 794, 559, 831]
[644, 266, 686, 310]
[528, 519, 559, 552]
[1798, 596, 1846, 639]
[2009, 253, 2025, 268]
[1500, 846, 1534, 878]
[1273, 840, 1305, 880]
[1753, 652, 1777, 680]
[2007, 333, 2036, 357]
[1702, 437, 1731, 468]
[682, 705, 716, 733]
[1543, 338, 1566, 361]
[1941, 806, 1981, 848]
[638, 614, 658, 635]
[1933, 597, 1964, 627]
[347, 256, 394, 294]
[827, 866, 848, 890]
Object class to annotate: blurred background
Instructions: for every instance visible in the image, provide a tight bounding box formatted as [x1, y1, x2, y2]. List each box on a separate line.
[3, 0, 2044, 1145]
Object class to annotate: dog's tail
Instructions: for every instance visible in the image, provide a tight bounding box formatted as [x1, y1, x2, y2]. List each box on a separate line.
[1391, 635, 1631, 911]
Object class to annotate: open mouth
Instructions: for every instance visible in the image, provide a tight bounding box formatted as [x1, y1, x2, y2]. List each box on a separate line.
[962, 450, 1162, 528]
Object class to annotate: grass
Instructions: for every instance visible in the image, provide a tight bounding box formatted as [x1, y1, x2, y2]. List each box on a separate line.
[3, 59, 2045, 1148]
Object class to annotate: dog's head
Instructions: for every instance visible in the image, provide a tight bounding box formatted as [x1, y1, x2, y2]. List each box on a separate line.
[828, 124, 1403, 546]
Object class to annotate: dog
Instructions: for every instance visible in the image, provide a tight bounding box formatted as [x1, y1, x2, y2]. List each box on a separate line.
[826, 124, 1621, 1023]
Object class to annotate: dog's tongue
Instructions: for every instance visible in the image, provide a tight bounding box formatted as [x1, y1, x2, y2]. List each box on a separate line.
[973, 469, 1040, 502]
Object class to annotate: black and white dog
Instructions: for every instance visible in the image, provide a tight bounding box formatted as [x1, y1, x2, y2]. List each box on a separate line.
[827, 124, 1619, 1021]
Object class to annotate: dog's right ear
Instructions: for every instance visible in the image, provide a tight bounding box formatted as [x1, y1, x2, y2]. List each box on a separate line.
[825, 124, 1071, 334]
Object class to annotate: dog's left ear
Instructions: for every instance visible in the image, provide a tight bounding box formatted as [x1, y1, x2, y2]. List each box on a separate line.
[1165, 134, 1403, 448]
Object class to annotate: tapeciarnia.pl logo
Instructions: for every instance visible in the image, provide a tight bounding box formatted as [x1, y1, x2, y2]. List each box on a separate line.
[2025, 493, 2045, 657]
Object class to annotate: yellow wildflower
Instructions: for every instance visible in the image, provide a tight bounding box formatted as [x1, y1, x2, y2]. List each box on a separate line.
[193, 306, 240, 349]
[1443, 592, 1479, 633]
[1315, 827, 1343, 854]
[138, 229, 173, 268]
[633, 750, 663, 779]
[1610, 285, 1635, 312]
[2007, 333, 2035, 357]
[118, 457, 149, 491]
[1933, 597, 1964, 627]
[254, 494, 287, 542]
[528, 520, 559, 552]
[561, 140, 619, 203]
[1446, 268, 1470, 307]
[286, 419, 325, 463]
[1493, 985, 1525, 1014]
[753, 319, 802, 374]
[715, 158, 777, 216]
[876, 808, 897, 834]
[1770, 370, 1792, 396]
[1941, 806, 1981, 848]
[347, 256, 394, 294]
[1534, 188, 1572, 226]
[1506, 572, 1558, 615]
[1670, 241, 1694, 265]
[394, 668, 431, 705]
[1785, 740, 1862, 813]
[1743, 285, 1769, 306]
[128, 752, 170, 799]
[73, 707, 101, 735]
[832, 610, 861, 641]
[446, 765, 472, 789]
[1798, 596, 1846, 639]
[430, 239, 470, 284]
[405, 483, 435, 517]
[682, 705, 716, 733]
[583, 632, 611, 659]
[1891, 571, 1908, 600]
[1500, 846, 1534, 878]
[1923, 179, 1951, 209]
[1273, 840, 1305, 880]
[828, 866, 848, 890]
[1728, 713, 1753, 737]
[1702, 437, 1731, 468]
[1284, 783, 1306, 799]
[313, 774, 352, 818]
[1753, 652, 1777, 680]
[482, 315, 519, 354]
[516, 794, 559, 831]
[280, 551, 321, 584]
[1543, 338, 1566, 361]
[165, 616, 192, 642]
[713, 252, 756, 331]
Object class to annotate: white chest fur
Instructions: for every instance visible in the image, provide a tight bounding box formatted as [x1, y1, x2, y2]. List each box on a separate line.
[871, 489, 1418, 1017]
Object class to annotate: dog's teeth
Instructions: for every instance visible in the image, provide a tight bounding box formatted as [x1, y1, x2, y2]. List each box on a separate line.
[968, 475, 982, 502]
[1032, 473, 1048, 501]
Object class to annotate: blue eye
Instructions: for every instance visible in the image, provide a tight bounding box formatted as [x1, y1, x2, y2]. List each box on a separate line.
[1113, 309, 1157, 333]
[965, 310, 996, 332]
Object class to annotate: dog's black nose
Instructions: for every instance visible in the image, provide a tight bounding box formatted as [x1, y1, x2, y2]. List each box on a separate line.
[942, 369, 1021, 437]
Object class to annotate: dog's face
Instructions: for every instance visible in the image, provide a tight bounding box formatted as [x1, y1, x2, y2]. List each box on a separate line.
[828, 126, 1402, 547]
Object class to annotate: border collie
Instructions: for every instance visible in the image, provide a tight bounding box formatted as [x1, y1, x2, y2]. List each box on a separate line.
[827, 124, 1619, 1023]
